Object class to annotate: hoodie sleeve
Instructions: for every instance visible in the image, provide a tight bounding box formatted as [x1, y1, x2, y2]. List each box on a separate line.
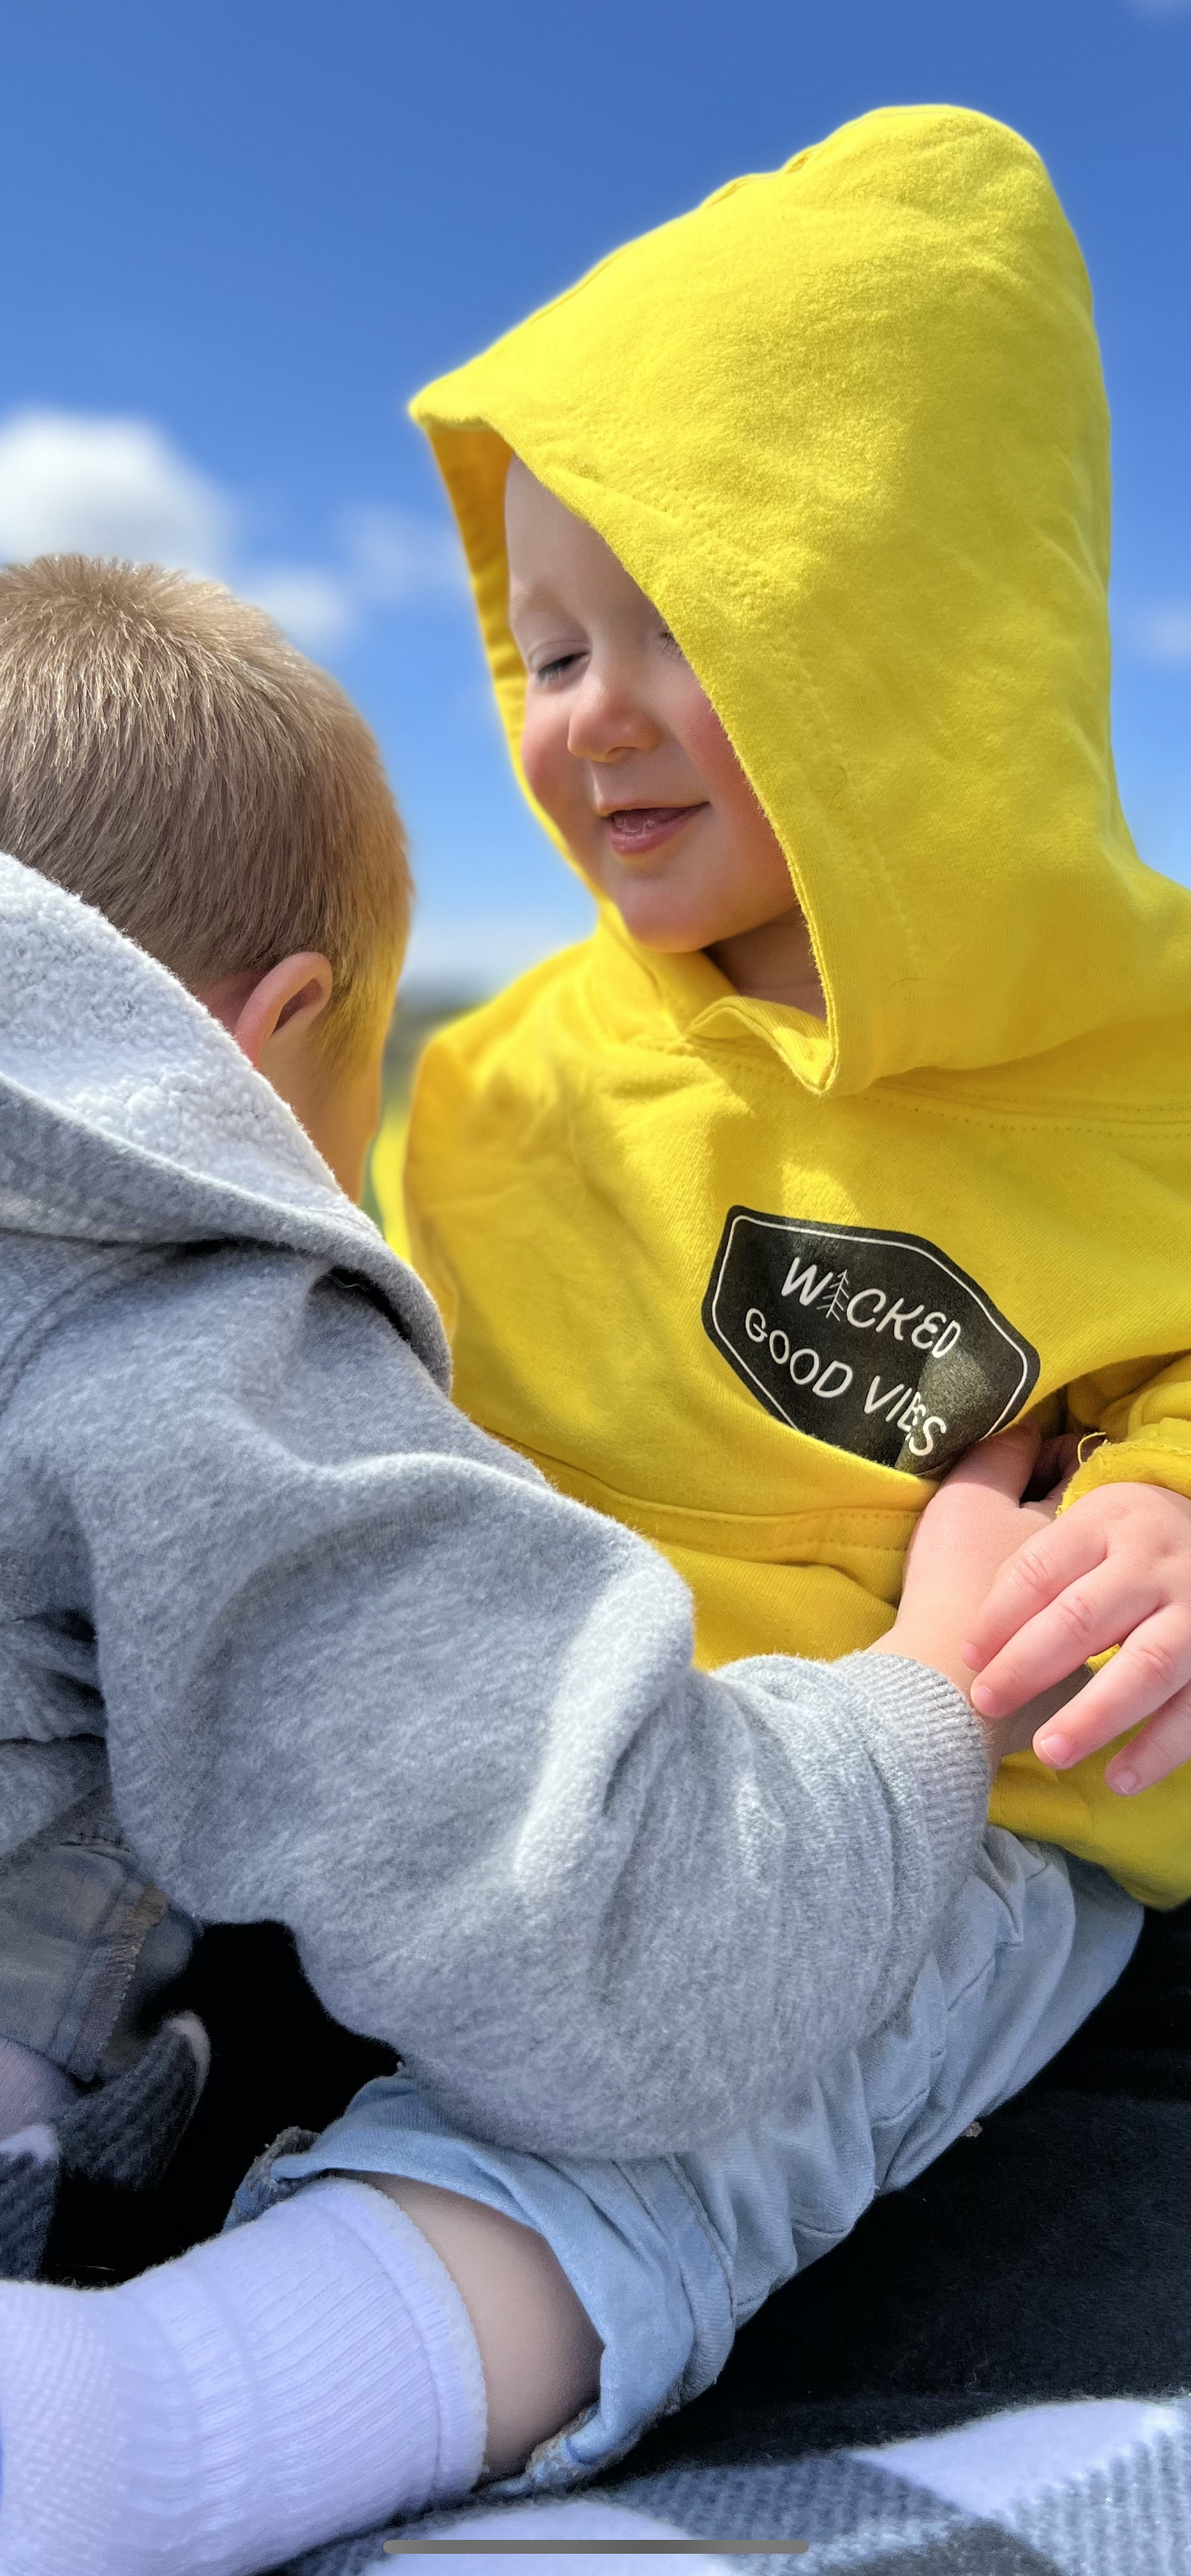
[1060, 1353, 1191, 1514]
[0, 1243, 990, 2161]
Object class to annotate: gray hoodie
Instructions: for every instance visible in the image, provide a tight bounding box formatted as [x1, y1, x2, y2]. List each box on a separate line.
[0, 853, 990, 2159]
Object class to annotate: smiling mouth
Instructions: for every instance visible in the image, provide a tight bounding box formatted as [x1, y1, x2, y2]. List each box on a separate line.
[600, 803, 708, 856]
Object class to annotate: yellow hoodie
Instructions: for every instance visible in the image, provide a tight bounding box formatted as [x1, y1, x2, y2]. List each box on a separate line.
[405, 105, 1191, 1909]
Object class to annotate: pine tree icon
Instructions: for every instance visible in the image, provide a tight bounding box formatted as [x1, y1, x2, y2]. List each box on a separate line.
[826, 1269, 851, 1323]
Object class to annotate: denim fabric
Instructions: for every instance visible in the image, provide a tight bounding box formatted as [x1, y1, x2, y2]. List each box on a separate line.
[0, 1791, 197, 2082]
[255, 1830, 1139, 2490]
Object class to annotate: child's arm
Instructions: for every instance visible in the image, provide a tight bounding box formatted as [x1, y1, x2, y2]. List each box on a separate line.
[962, 1478, 1191, 1794]
[1, 1260, 1041, 2165]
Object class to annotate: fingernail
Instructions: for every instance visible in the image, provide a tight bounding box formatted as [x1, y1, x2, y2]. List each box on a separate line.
[970, 1683, 994, 1715]
[1035, 1730, 1070, 1767]
[961, 1640, 979, 1666]
[1110, 1766, 1139, 1796]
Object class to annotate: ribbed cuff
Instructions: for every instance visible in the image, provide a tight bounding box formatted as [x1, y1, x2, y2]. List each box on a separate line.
[322, 2180, 489, 2506]
[839, 1650, 990, 1919]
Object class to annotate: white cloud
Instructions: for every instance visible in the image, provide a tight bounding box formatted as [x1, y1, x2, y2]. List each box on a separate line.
[342, 503, 467, 605]
[0, 405, 464, 655]
[1130, 604, 1191, 666]
[241, 564, 356, 651]
[242, 505, 465, 648]
[0, 409, 232, 571]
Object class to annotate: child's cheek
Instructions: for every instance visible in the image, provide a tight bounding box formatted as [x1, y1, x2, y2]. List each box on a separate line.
[681, 688, 748, 797]
[519, 715, 549, 805]
[521, 710, 582, 841]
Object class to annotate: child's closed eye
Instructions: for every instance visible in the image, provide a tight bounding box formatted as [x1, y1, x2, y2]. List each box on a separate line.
[531, 650, 587, 685]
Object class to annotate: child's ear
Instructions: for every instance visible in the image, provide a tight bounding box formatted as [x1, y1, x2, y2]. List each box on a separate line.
[200, 953, 334, 1070]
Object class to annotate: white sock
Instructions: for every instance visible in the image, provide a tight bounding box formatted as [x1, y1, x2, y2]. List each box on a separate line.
[0, 2177, 487, 2576]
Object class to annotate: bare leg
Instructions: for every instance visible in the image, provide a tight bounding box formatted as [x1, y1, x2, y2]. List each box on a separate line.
[365, 2174, 603, 2475]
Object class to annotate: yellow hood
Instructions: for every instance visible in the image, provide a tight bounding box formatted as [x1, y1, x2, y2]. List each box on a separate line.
[412, 102, 1191, 1098]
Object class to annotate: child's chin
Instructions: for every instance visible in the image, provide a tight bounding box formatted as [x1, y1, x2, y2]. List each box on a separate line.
[605, 886, 712, 954]
[621, 914, 708, 955]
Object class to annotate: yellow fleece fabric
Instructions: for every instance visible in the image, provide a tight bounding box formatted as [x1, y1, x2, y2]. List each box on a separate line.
[406, 105, 1191, 1909]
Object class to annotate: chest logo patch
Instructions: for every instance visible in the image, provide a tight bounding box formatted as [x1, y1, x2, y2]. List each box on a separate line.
[702, 1210, 1039, 1476]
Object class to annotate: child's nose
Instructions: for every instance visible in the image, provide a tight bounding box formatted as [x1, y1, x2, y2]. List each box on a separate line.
[567, 663, 661, 763]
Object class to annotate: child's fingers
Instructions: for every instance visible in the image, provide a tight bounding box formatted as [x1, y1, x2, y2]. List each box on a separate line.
[968, 1558, 1162, 1715]
[1028, 1604, 1191, 1769]
[961, 1511, 1108, 1673]
[1104, 1685, 1191, 1796]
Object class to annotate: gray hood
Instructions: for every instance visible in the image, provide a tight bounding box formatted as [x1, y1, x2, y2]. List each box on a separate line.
[0, 849, 448, 1390]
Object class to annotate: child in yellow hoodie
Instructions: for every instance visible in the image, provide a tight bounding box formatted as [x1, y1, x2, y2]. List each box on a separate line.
[404, 103, 1191, 1915]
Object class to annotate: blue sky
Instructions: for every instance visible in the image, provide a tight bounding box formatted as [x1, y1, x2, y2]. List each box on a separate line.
[2, 0, 1188, 994]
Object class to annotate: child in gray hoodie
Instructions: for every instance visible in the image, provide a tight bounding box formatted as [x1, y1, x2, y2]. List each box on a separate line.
[0, 558, 1138, 2574]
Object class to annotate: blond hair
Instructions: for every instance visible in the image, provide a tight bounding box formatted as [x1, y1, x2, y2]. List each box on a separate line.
[0, 555, 410, 1059]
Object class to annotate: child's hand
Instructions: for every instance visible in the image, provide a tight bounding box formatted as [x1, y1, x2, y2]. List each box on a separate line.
[871, 1422, 1076, 1771]
[962, 1483, 1191, 1795]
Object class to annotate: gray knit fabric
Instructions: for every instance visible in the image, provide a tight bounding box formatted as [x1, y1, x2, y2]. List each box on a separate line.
[278, 2394, 1191, 2575]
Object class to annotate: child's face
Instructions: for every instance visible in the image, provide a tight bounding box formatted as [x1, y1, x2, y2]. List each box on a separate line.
[506, 461, 805, 968]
